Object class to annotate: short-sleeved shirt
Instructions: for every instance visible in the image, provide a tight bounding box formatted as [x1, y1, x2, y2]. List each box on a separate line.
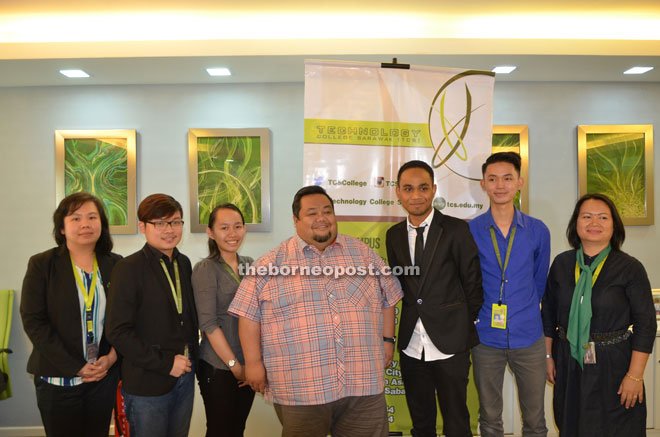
[228, 233, 403, 406]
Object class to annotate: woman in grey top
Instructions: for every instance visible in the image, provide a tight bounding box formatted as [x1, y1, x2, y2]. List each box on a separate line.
[192, 203, 254, 437]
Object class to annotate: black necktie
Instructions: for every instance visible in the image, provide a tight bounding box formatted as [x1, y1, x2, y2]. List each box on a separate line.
[414, 226, 426, 268]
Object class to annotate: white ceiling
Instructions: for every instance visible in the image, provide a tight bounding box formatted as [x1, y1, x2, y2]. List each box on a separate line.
[1, 54, 659, 87]
[1, 0, 659, 86]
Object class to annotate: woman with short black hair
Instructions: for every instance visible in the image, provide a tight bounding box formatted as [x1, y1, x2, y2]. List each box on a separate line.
[21, 192, 121, 437]
[542, 193, 656, 436]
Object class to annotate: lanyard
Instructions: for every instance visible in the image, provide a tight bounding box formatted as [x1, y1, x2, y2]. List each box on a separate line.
[221, 261, 240, 284]
[489, 226, 517, 305]
[574, 256, 608, 286]
[70, 254, 98, 341]
[160, 259, 182, 315]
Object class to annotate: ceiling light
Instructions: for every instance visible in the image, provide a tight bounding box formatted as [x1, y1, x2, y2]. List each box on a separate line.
[623, 66, 654, 75]
[59, 69, 90, 78]
[491, 66, 517, 74]
[206, 67, 231, 77]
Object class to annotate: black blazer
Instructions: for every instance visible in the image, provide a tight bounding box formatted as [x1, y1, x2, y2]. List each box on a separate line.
[20, 246, 122, 378]
[386, 209, 484, 354]
[106, 244, 199, 397]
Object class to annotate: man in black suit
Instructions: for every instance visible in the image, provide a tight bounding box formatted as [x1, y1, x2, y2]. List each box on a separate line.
[386, 160, 484, 437]
[106, 194, 198, 437]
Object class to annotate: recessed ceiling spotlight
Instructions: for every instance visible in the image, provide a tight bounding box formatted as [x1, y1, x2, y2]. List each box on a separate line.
[59, 69, 90, 78]
[623, 66, 654, 75]
[491, 66, 517, 74]
[206, 67, 232, 77]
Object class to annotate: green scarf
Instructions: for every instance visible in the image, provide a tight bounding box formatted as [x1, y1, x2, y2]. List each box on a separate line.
[567, 244, 611, 368]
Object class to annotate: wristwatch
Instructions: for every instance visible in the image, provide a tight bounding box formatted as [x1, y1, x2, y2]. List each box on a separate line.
[383, 336, 396, 344]
[227, 359, 237, 368]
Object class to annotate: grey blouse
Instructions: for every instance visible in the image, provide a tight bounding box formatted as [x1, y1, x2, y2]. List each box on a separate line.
[192, 254, 253, 370]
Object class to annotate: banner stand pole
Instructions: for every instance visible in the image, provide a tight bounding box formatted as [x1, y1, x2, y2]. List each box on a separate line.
[381, 58, 410, 69]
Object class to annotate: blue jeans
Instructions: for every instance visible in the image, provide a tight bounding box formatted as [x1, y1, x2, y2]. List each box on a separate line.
[122, 362, 195, 437]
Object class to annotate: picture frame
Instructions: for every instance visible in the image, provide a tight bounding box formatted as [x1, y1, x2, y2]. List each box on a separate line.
[652, 289, 660, 320]
[492, 125, 529, 214]
[55, 129, 137, 234]
[188, 128, 271, 232]
[578, 125, 654, 226]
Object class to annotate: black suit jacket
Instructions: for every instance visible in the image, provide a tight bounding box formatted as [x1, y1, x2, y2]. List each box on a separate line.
[20, 246, 122, 378]
[386, 209, 484, 354]
[106, 244, 199, 396]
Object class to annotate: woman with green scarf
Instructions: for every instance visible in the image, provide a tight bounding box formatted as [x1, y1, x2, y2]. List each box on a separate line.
[542, 193, 655, 436]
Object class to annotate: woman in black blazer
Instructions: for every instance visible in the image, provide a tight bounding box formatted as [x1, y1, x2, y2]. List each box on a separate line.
[20, 192, 122, 437]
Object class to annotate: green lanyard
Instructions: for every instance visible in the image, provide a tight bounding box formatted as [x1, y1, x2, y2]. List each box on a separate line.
[70, 254, 98, 338]
[160, 259, 182, 315]
[221, 261, 240, 284]
[489, 226, 517, 305]
[574, 256, 608, 286]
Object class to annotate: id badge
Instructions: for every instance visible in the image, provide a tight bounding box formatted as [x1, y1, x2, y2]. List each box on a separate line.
[491, 303, 507, 329]
[86, 342, 99, 363]
[583, 341, 597, 364]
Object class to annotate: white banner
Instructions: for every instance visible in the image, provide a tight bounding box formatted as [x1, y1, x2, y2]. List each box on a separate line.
[303, 60, 494, 433]
[303, 60, 495, 220]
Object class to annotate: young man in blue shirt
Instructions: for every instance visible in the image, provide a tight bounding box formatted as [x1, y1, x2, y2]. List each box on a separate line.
[468, 152, 550, 437]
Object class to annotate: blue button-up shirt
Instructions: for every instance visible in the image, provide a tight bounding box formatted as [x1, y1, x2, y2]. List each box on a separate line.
[468, 208, 550, 349]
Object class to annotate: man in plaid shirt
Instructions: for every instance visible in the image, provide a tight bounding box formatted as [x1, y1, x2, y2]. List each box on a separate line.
[229, 185, 403, 437]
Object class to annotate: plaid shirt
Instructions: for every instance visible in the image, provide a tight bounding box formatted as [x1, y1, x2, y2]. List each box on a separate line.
[228, 233, 402, 406]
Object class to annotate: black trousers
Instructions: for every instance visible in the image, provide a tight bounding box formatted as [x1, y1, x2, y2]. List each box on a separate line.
[400, 350, 472, 437]
[34, 366, 119, 437]
[197, 359, 255, 437]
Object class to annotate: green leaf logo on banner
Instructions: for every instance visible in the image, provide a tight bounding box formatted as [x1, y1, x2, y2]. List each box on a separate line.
[428, 70, 495, 181]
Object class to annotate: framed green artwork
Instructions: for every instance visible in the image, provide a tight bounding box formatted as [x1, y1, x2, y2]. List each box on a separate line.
[492, 125, 529, 214]
[55, 129, 137, 234]
[578, 125, 654, 226]
[188, 128, 271, 232]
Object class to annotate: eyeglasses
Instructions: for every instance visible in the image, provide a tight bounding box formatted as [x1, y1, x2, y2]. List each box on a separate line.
[146, 219, 185, 230]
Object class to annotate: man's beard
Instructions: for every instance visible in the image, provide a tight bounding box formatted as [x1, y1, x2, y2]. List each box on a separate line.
[313, 231, 333, 243]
